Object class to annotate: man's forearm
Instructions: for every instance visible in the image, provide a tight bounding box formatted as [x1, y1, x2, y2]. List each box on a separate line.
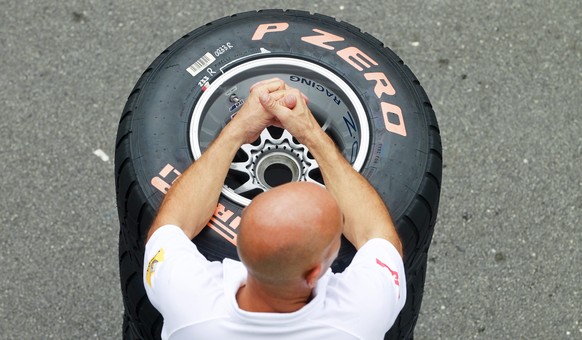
[304, 129, 402, 254]
[146, 124, 244, 242]
[145, 78, 291, 243]
[258, 88, 402, 254]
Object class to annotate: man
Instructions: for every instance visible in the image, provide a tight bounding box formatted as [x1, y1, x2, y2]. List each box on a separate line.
[144, 78, 406, 339]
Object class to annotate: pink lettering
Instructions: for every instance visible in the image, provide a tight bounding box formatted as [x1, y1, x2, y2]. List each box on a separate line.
[301, 28, 345, 50]
[364, 72, 396, 97]
[337, 47, 378, 71]
[381, 102, 407, 137]
[252, 23, 289, 40]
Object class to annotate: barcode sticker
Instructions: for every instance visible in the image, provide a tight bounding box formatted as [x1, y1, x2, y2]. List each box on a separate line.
[186, 52, 216, 77]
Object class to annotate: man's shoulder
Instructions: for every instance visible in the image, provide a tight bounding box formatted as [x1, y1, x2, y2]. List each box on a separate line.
[336, 238, 403, 274]
[144, 225, 227, 295]
[358, 238, 402, 256]
[320, 238, 406, 337]
[325, 237, 405, 308]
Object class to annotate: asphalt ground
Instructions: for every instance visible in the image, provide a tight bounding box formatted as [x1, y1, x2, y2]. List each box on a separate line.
[1, 0, 580, 339]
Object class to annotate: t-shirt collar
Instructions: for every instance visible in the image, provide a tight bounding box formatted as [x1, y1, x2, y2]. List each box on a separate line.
[222, 258, 332, 323]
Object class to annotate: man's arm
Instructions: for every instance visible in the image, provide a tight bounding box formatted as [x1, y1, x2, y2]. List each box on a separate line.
[146, 79, 289, 243]
[259, 91, 402, 254]
[146, 125, 243, 242]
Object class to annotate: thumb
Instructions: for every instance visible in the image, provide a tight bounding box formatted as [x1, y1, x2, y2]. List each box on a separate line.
[259, 92, 289, 115]
[283, 94, 297, 109]
[259, 92, 274, 108]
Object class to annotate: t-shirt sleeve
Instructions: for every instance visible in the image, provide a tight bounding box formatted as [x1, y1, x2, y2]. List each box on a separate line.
[327, 238, 406, 337]
[143, 225, 220, 333]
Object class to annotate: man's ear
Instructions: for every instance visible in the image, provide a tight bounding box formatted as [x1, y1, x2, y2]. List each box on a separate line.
[304, 264, 322, 289]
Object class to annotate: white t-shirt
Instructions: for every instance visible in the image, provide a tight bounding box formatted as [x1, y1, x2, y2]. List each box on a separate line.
[144, 225, 406, 340]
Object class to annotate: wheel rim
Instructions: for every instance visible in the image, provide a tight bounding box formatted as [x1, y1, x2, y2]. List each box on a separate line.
[190, 57, 370, 206]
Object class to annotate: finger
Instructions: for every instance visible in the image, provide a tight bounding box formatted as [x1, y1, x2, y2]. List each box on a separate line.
[268, 91, 287, 102]
[249, 77, 280, 91]
[249, 78, 287, 93]
[257, 80, 288, 95]
[259, 91, 291, 116]
[261, 89, 304, 108]
[272, 88, 308, 106]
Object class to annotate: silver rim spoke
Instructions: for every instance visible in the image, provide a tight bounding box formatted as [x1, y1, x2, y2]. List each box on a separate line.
[258, 128, 273, 145]
[229, 161, 249, 173]
[233, 178, 265, 195]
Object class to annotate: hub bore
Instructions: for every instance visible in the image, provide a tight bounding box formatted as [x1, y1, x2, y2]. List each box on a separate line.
[256, 151, 302, 188]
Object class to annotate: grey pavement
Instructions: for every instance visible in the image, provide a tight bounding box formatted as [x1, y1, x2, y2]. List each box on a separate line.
[1, 0, 580, 339]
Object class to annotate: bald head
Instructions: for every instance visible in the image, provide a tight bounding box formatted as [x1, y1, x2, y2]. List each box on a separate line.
[237, 182, 342, 285]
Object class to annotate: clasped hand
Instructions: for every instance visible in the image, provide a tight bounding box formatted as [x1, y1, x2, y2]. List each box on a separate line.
[230, 78, 318, 145]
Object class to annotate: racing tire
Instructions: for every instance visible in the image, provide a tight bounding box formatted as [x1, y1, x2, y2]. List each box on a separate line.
[115, 9, 442, 340]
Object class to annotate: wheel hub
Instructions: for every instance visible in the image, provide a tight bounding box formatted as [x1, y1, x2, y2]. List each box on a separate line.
[233, 128, 318, 193]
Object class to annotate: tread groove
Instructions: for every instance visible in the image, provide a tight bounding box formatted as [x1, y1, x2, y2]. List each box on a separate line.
[124, 272, 137, 296]
[116, 157, 130, 176]
[425, 171, 441, 190]
[119, 110, 133, 125]
[128, 88, 140, 99]
[115, 130, 132, 149]
[136, 203, 148, 244]
[402, 215, 420, 246]
[123, 181, 138, 219]
[415, 194, 433, 223]
[430, 147, 443, 162]
[429, 124, 441, 135]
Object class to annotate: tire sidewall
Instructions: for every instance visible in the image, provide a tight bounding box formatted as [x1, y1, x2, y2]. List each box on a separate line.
[129, 12, 429, 264]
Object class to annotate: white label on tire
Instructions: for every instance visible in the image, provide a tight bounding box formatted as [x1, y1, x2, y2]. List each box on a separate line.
[186, 52, 216, 77]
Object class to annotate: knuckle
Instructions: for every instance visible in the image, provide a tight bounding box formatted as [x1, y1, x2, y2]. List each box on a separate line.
[276, 79, 285, 88]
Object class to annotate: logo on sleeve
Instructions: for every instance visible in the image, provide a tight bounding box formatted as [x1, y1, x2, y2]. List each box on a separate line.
[146, 248, 165, 287]
[376, 258, 400, 286]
